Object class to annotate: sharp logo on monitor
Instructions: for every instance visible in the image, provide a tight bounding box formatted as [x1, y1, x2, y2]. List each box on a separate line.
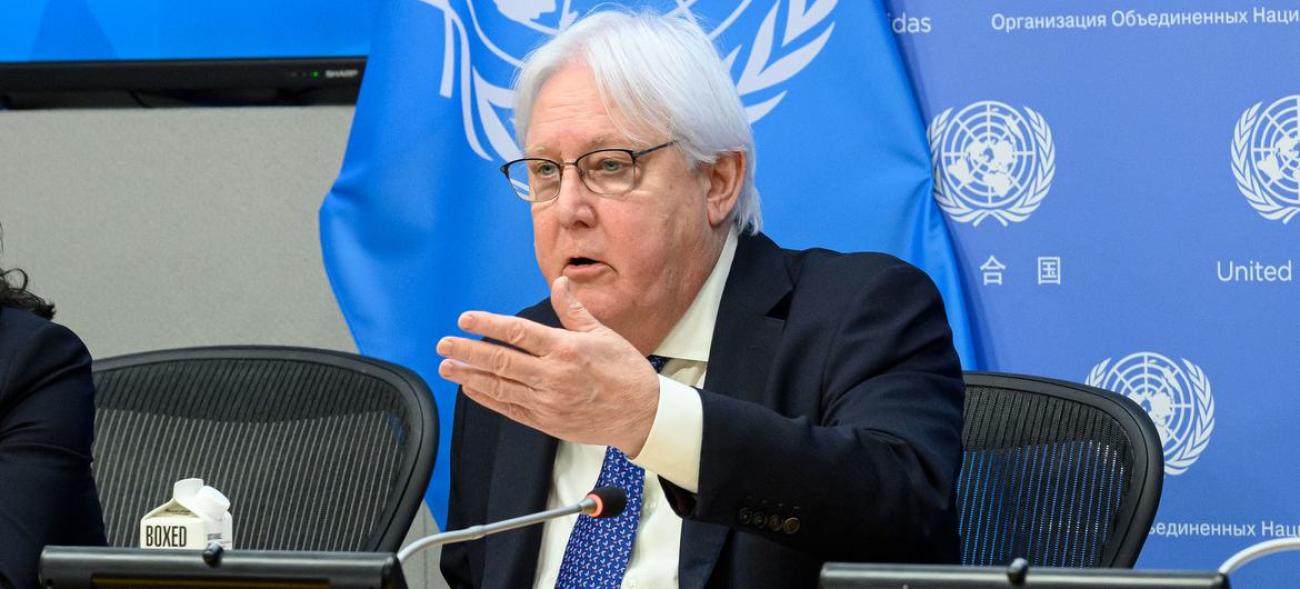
[325, 68, 360, 79]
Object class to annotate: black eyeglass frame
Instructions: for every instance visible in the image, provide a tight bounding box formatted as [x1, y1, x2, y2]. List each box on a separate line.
[499, 140, 677, 202]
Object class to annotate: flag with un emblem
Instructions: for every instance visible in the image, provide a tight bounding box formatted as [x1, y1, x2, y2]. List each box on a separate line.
[320, 0, 976, 523]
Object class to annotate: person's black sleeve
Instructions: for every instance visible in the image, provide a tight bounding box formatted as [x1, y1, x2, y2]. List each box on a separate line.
[439, 391, 474, 588]
[661, 263, 964, 563]
[0, 320, 107, 589]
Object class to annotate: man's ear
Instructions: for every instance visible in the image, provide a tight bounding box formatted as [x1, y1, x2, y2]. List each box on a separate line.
[705, 151, 745, 228]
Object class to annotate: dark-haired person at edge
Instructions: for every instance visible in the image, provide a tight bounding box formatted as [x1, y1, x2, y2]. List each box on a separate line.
[0, 242, 106, 588]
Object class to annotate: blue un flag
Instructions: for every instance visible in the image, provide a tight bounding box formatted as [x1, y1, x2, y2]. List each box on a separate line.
[320, 0, 979, 524]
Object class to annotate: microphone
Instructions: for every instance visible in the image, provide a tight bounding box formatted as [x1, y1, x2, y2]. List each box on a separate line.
[396, 487, 627, 563]
[582, 486, 627, 519]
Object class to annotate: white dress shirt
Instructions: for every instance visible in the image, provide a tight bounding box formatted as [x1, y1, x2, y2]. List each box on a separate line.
[532, 229, 738, 588]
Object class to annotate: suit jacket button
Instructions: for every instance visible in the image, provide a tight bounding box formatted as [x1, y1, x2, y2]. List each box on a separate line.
[738, 508, 751, 525]
[782, 517, 801, 535]
[767, 514, 782, 531]
[751, 511, 766, 528]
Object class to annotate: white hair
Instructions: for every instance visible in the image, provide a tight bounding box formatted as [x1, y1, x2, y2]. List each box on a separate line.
[512, 9, 762, 234]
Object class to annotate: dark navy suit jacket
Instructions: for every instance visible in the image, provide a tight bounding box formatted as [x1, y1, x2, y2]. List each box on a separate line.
[441, 232, 964, 588]
[0, 306, 106, 589]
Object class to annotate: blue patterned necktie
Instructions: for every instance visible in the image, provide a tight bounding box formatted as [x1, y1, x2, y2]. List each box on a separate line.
[554, 355, 668, 589]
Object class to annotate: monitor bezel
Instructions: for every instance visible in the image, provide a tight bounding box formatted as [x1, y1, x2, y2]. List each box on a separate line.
[0, 57, 366, 92]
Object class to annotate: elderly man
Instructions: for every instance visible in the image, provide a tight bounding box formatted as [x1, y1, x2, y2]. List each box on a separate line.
[437, 9, 963, 589]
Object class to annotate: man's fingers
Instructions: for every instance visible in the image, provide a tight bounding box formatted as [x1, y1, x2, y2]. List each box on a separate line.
[443, 360, 540, 429]
[437, 336, 545, 385]
[439, 358, 535, 405]
[460, 386, 535, 428]
[551, 276, 603, 333]
[457, 311, 559, 355]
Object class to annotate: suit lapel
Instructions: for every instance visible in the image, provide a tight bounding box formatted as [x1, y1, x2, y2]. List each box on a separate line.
[481, 420, 557, 588]
[482, 305, 562, 588]
[679, 232, 792, 588]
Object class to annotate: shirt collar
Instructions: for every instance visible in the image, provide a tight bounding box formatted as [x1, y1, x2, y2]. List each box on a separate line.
[652, 227, 739, 363]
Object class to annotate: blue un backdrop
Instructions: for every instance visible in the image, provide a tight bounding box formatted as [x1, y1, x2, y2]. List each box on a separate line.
[324, 1, 1300, 586]
[13, 0, 1297, 584]
[886, 1, 1300, 586]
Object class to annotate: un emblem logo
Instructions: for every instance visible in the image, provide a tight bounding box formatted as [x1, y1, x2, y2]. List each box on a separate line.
[1232, 95, 1300, 224]
[1086, 352, 1215, 476]
[423, 0, 837, 162]
[928, 101, 1056, 226]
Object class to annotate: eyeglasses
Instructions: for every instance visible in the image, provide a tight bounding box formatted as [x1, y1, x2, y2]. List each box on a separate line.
[499, 141, 677, 202]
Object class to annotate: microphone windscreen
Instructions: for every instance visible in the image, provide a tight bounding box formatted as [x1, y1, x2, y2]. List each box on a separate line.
[585, 487, 627, 519]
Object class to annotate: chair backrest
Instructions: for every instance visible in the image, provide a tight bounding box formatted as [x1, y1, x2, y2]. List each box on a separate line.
[91, 346, 436, 552]
[957, 372, 1163, 568]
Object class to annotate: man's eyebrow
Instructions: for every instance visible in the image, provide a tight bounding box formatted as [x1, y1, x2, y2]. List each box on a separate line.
[524, 135, 633, 157]
[580, 134, 629, 150]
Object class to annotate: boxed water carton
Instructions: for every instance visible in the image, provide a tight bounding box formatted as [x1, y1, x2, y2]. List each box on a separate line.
[139, 478, 233, 550]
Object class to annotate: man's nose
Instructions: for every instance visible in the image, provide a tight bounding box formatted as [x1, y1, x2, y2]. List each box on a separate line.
[551, 165, 597, 227]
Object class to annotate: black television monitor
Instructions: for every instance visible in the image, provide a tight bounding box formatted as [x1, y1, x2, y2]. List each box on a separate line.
[820, 563, 1229, 589]
[0, 0, 379, 93]
[39, 546, 407, 589]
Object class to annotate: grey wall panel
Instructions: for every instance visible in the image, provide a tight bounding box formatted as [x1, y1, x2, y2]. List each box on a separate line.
[0, 107, 355, 357]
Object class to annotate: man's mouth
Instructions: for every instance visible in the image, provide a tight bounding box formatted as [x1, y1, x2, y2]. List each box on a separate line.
[564, 256, 610, 279]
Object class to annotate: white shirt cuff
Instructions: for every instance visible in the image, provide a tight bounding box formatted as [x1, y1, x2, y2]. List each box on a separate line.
[629, 375, 703, 493]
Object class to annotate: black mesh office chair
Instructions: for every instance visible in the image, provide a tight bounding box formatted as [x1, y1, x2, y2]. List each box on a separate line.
[90, 346, 436, 552]
[958, 372, 1163, 568]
